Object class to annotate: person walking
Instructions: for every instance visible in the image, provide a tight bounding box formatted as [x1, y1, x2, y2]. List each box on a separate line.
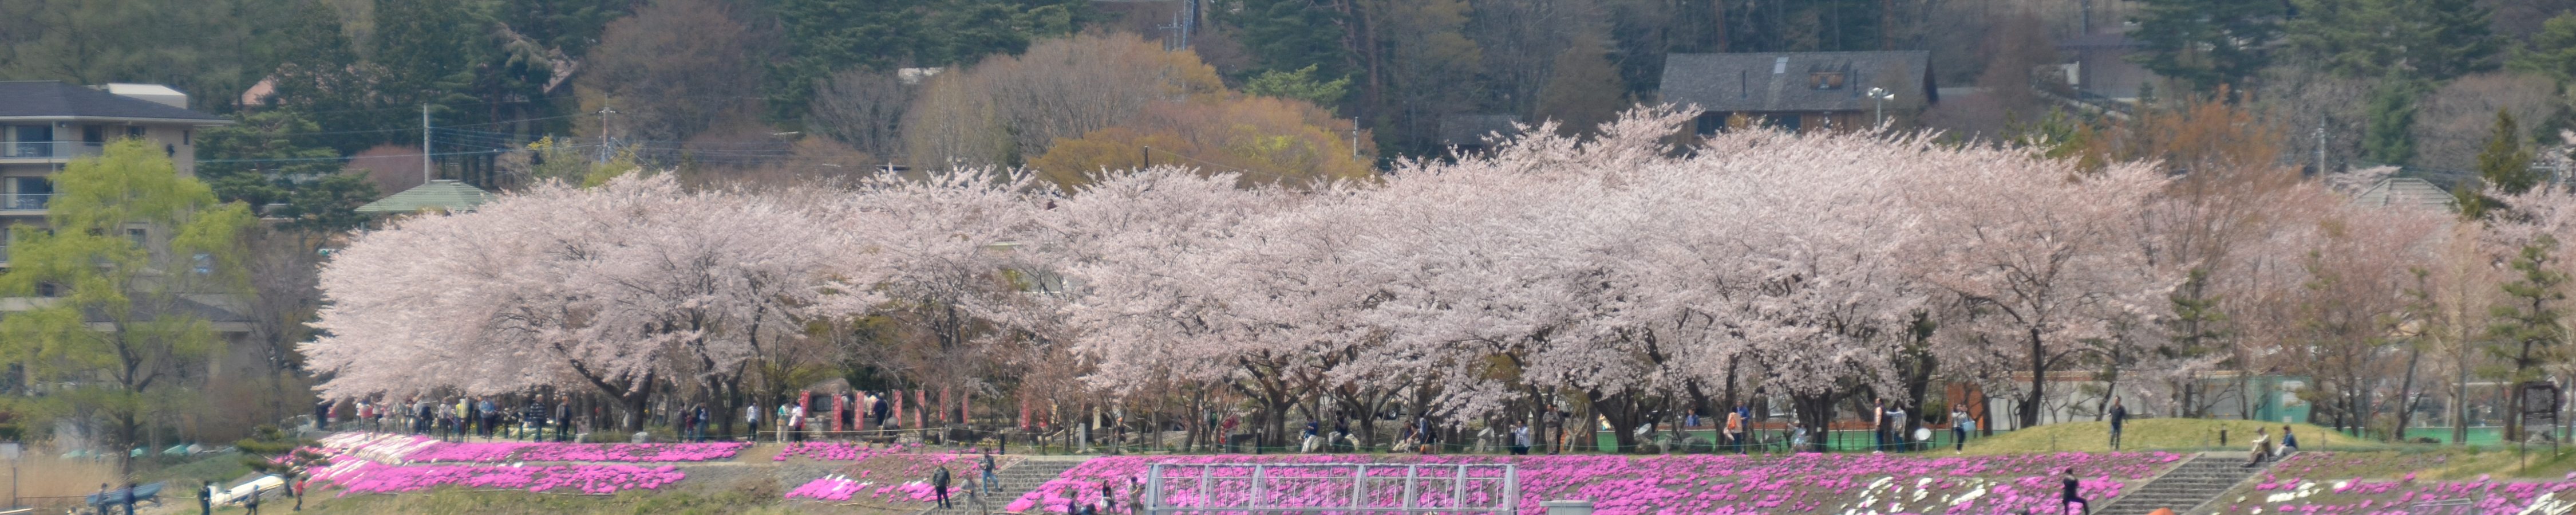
[933, 465, 954, 509]
[1951, 407, 1971, 453]
[291, 476, 305, 512]
[980, 452, 999, 496]
[2059, 468, 2089, 515]
[243, 485, 263, 515]
[746, 402, 762, 442]
[2107, 399, 2128, 451]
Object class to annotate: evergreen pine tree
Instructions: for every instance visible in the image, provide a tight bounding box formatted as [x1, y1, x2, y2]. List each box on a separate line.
[2283, 0, 2496, 80]
[1533, 36, 1630, 136]
[2458, 110, 2539, 220]
[2129, 0, 2285, 92]
[2362, 74, 2427, 166]
[2485, 235, 2566, 441]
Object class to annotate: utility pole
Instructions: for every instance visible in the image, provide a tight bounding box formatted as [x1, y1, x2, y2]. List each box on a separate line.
[1141, 146, 1151, 170]
[597, 107, 619, 163]
[421, 104, 433, 184]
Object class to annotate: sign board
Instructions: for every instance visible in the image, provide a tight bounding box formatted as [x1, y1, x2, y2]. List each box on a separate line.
[0, 442, 16, 460]
[2521, 382, 2561, 427]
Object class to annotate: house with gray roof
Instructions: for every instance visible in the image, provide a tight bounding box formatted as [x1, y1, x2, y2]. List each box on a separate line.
[0, 81, 232, 266]
[1658, 51, 1936, 134]
[2352, 178, 2456, 211]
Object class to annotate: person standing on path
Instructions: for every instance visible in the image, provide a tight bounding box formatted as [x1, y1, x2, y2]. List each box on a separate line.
[933, 465, 954, 509]
[244, 485, 263, 515]
[1888, 404, 1909, 453]
[1126, 477, 1142, 514]
[1511, 423, 1531, 455]
[1870, 399, 1888, 453]
[1723, 407, 1744, 454]
[200, 481, 214, 515]
[1951, 407, 1971, 453]
[2060, 468, 2090, 515]
[2107, 399, 2128, 450]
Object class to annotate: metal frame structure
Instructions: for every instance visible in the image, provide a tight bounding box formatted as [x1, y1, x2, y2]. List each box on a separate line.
[1141, 463, 1518, 515]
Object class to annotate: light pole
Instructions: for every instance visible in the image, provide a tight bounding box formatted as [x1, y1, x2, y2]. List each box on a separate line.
[1867, 87, 1896, 128]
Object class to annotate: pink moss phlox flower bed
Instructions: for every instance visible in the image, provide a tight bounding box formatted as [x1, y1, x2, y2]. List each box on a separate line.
[774, 442, 929, 461]
[786, 475, 868, 501]
[317, 462, 686, 495]
[315, 433, 445, 463]
[779, 452, 988, 504]
[2209, 453, 2576, 515]
[314, 432, 746, 464]
[1003, 452, 2182, 515]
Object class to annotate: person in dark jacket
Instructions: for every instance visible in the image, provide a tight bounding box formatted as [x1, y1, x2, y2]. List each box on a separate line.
[932, 465, 954, 508]
[2060, 468, 2089, 515]
[199, 481, 214, 515]
[2107, 399, 2128, 450]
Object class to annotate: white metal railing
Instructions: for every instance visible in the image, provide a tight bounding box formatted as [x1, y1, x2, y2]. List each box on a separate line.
[1143, 462, 1518, 515]
[1, 194, 47, 210]
[0, 141, 102, 159]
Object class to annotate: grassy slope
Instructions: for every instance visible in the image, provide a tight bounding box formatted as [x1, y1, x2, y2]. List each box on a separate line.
[1961, 419, 2384, 454]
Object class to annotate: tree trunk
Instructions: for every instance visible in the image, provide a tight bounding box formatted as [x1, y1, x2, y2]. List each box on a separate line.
[2021, 327, 2047, 428]
[2393, 344, 2423, 442]
[1791, 388, 1839, 451]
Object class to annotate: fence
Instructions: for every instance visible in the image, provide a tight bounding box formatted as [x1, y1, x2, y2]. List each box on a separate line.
[1141, 462, 1518, 515]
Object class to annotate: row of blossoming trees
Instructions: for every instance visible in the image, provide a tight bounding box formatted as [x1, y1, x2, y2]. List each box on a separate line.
[303, 108, 2567, 450]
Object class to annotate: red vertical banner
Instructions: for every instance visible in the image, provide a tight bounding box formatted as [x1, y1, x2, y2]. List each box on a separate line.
[798, 391, 812, 434]
[892, 390, 905, 428]
[915, 390, 927, 428]
[961, 389, 971, 426]
[1019, 396, 1031, 431]
[940, 387, 953, 423]
[858, 392, 871, 431]
[832, 395, 844, 432]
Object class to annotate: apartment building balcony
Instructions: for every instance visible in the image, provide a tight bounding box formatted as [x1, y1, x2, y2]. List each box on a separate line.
[0, 193, 47, 213]
[0, 141, 101, 162]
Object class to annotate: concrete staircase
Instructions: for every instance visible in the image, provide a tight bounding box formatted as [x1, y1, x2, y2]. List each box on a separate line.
[923, 455, 1089, 514]
[2097, 452, 2271, 515]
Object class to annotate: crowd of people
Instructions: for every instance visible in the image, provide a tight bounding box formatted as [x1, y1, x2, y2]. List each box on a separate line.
[311, 388, 958, 443]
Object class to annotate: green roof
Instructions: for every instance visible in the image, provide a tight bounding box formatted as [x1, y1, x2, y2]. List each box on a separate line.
[355, 179, 497, 214]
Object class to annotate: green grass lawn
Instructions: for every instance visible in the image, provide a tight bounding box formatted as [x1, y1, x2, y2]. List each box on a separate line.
[1961, 418, 2384, 454]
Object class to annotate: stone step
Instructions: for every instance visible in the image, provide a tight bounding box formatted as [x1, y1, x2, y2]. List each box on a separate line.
[921, 459, 1092, 514]
[2095, 452, 2272, 515]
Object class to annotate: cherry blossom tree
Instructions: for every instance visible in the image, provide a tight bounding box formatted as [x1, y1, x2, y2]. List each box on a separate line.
[306, 175, 847, 430]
